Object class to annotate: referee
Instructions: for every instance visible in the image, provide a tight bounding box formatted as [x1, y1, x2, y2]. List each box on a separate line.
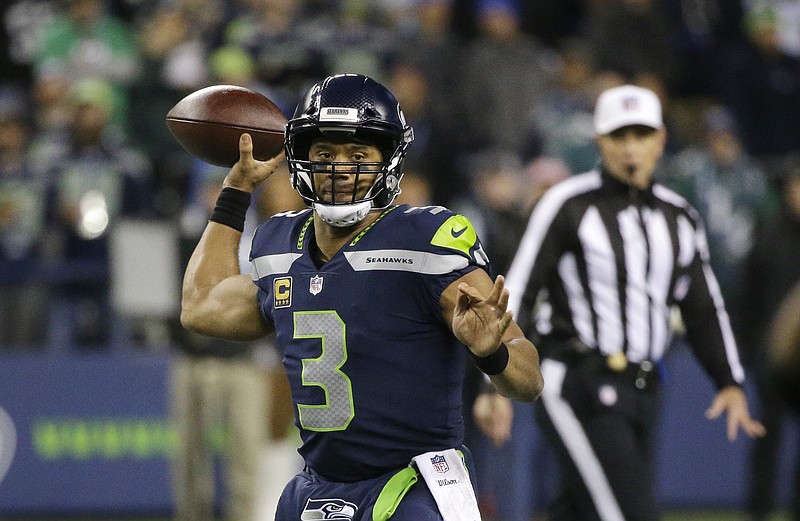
[505, 84, 766, 521]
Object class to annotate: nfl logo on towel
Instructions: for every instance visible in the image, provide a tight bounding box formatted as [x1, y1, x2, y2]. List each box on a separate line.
[309, 275, 323, 295]
[431, 454, 449, 473]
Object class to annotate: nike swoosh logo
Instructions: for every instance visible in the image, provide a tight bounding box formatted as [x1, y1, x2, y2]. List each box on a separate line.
[450, 226, 467, 238]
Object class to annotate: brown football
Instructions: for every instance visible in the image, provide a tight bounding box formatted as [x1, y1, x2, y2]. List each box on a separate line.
[166, 85, 287, 167]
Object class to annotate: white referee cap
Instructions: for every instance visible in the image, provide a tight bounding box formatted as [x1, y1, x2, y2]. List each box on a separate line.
[593, 85, 663, 135]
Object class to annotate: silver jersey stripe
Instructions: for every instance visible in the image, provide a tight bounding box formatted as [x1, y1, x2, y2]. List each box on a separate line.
[343, 250, 469, 274]
[251, 253, 303, 280]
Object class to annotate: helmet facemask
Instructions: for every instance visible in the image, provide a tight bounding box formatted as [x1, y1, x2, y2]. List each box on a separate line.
[285, 74, 414, 227]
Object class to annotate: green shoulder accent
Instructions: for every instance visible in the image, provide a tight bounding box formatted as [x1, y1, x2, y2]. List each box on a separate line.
[372, 466, 419, 521]
[430, 215, 477, 257]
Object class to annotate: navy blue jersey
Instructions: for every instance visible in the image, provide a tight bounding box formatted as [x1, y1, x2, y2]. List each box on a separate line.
[249, 204, 490, 482]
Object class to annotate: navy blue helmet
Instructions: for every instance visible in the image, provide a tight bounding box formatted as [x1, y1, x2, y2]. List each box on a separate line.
[285, 74, 414, 226]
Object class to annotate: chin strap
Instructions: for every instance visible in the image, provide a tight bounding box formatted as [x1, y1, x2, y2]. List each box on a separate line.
[313, 201, 372, 227]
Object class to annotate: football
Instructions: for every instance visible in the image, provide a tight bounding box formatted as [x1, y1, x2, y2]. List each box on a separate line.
[166, 85, 287, 167]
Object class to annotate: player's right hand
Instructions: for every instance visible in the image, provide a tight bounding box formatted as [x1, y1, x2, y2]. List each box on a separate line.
[224, 133, 286, 193]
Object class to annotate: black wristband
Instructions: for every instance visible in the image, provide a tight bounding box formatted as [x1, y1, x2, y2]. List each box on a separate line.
[470, 343, 510, 375]
[209, 187, 251, 232]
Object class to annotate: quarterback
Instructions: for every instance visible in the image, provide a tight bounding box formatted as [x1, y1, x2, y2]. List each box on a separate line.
[181, 74, 543, 520]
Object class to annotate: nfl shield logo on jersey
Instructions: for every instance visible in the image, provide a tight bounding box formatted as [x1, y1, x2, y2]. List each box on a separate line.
[431, 454, 449, 473]
[309, 275, 324, 295]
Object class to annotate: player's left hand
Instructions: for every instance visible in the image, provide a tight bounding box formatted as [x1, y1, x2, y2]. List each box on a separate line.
[452, 274, 512, 358]
[705, 385, 766, 441]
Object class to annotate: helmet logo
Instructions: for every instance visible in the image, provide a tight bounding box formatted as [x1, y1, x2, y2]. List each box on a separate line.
[320, 107, 359, 123]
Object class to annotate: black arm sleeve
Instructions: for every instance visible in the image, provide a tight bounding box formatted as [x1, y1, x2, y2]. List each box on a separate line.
[679, 252, 743, 390]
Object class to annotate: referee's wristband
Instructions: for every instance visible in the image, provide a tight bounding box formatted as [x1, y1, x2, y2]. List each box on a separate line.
[209, 187, 251, 232]
[469, 343, 510, 375]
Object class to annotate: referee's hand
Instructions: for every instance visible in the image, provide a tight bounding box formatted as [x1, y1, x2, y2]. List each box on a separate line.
[705, 385, 766, 441]
[473, 392, 513, 447]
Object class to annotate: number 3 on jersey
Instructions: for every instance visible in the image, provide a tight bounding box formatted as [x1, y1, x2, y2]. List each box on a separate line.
[293, 311, 355, 431]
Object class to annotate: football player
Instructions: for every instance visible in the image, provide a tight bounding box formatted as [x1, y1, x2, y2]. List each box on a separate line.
[181, 73, 543, 520]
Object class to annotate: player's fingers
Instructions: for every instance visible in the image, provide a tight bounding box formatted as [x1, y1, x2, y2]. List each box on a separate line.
[239, 133, 254, 161]
[496, 288, 510, 314]
[486, 275, 505, 305]
[267, 149, 287, 163]
[498, 310, 513, 336]
[457, 282, 485, 305]
[454, 283, 474, 314]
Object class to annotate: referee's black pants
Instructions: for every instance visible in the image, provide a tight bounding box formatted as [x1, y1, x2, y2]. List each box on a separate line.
[536, 355, 661, 521]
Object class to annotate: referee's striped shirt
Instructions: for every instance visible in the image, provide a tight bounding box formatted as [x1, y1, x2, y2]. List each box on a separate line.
[506, 168, 744, 389]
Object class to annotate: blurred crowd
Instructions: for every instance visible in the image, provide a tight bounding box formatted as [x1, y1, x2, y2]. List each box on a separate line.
[0, 0, 797, 350]
[1, 0, 800, 519]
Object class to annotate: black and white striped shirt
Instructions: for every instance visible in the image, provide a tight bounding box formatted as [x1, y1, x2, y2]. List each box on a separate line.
[506, 168, 744, 389]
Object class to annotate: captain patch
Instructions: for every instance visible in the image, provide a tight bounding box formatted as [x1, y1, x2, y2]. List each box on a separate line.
[274, 277, 292, 308]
